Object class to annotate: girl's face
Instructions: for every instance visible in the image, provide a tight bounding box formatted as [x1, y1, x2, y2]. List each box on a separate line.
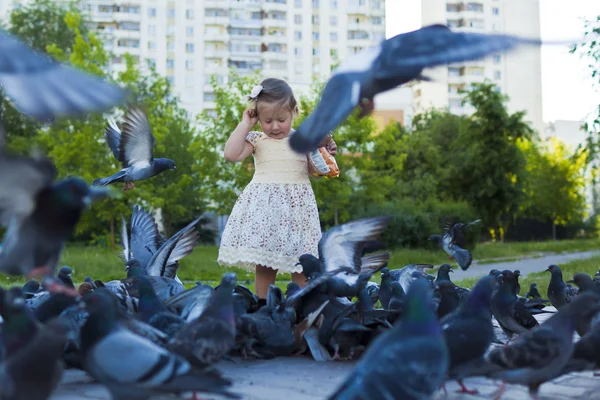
[257, 101, 294, 140]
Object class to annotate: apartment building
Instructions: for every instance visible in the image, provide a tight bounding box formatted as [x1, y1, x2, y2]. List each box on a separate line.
[0, 0, 387, 119]
[415, 0, 544, 133]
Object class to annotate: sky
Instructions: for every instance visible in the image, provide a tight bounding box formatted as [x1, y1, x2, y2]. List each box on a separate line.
[385, 0, 600, 124]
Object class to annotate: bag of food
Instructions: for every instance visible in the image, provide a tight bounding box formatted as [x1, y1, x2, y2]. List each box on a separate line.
[307, 136, 340, 178]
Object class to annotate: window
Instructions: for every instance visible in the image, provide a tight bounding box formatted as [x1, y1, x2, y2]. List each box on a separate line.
[186, 60, 194, 70]
[186, 26, 194, 37]
[330, 32, 338, 41]
[312, 48, 320, 56]
[186, 43, 195, 53]
[168, 76, 175, 85]
[295, 47, 302, 56]
[148, 41, 156, 50]
[295, 0, 302, 7]
[371, 16, 382, 25]
[295, 31, 302, 40]
[330, 0, 337, 8]
[167, 25, 175, 35]
[330, 48, 338, 58]
[120, 21, 140, 31]
[204, 92, 216, 102]
[294, 14, 302, 24]
[168, 41, 175, 51]
[148, 24, 156, 36]
[449, 99, 462, 108]
[186, 9, 194, 19]
[167, 59, 175, 68]
[147, 58, 156, 68]
[446, 4, 459, 12]
[168, 8, 175, 18]
[470, 68, 484, 76]
[466, 3, 483, 12]
[493, 54, 501, 63]
[312, 15, 319, 24]
[494, 86, 501, 93]
[312, 31, 320, 40]
[448, 67, 461, 76]
[492, 7, 499, 15]
[148, 8, 157, 17]
[494, 70, 501, 79]
[330, 16, 337, 25]
[312, 0, 319, 7]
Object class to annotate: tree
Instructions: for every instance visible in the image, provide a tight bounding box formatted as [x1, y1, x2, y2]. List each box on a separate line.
[520, 137, 588, 239]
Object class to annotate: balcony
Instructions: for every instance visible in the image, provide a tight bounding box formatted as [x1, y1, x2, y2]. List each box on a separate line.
[346, 21, 369, 30]
[204, 16, 230, 25]
[262, 18, 288, 29]
[229, 0, 261, 8]
[347, 37, 372, 47]
[205, 0, 232, 7]
[113, 46, 141, 56]
[113, 11, 141, 21]
[263, 1, 288, 12]
[228, 31, 262, 41]
[204, 48, 230, 58]
[347, 6, 369, 15]
[204, 63, 226, 74]
[261, 50, 287, 60]
[203, 31, 230, 42]
[230, 18, 262, 28]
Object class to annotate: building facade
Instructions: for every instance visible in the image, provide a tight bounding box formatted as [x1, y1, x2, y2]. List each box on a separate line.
[415, 0, 544, 133]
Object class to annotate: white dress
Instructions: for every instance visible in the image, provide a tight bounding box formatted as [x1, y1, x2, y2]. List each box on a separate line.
[217, 131, 322, 274]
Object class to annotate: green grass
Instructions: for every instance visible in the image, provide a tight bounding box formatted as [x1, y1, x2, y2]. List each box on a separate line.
[1, 237, 598, 290]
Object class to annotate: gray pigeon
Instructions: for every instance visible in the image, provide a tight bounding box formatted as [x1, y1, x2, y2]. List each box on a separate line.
[0, 28, 127, 122]
[429, 220, 480, 271]
[79, 288, 239, 400]
[93, 107, 176, 191]
[289, 23, 544, 153]
[481, 292, 600, 398]
[120, 206, 201, 285]
[328, 277, 449, 400]
[383, 264, 433, 293]
[0, 146, 113, 284]
[546, 264, 578, 309]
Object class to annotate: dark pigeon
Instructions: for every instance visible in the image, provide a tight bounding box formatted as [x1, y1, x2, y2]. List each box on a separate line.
[0, 287, 69, 400]
[513, 270, 522, 296]
[567, 273, 600, 336]
[134, 276, 184, 337]
[562, 320, 600, 374]
[435, 264, 470, 301]
[0, 147, 113, 284]
[318, 303, 370, 360]
[0, 28, 127, 122]
[490, 272, 538, 341]
[429, 220, 481, 271]
[365, 281, 380, 307]
[295, 217, 391, 299]
[22, 280, 41, 298]
[441, 275, 497, 394]
[481, 292, 600, 399]
[289, 23, 543, 153]
[57, 266, 75, 289]
[164, 284, 213, 323]
[546, 264, 577, 310]
[167, 273, 237, 369]
[93, 107, 176, 191]
[525, 282, 542, 300]
[79, 288, 239, 400]
[328, 277, 448, 400]
[435, 281, 462, 319]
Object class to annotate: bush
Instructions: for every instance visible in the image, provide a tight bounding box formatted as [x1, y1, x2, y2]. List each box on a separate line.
[353, 199, 479, 249]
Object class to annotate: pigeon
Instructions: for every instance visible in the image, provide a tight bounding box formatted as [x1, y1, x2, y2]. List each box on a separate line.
[567, 273, 600, 335]
[21, 280, 41, 298]
[435, 281, 462, 319]
[134, 276, 185, 337]
[489, 269, 501, 278]
[164, 284, 213, 323]
[513, 270, 522, 296]
[546, 264, 578, 309]
[382, 264, 434, 293]
[295, 216, 392, 299]
[562, 320, 600, 374]
[318, 303, 370, 360]
[525, 282, 542, 300]
[429, 219, 481, 271]
[441, 275, 497, 394]
[328, 277, 449, 400]
[289, 23, 544, 153]
[79, 288, 239, 400]
[0, 28, 127, 122]
[0, 145, 113, 284]
[120, 206, 201, 285]
[0, 288, 69, 400]
[490, 272, 538, 341]
[92, 107, 176, 191]
[435, 264, 470, 301]
[57, 266, 75, 289]
[481, 292, 600, 399]
[167, 273, 237, 369]
[365, 281, 380, 307]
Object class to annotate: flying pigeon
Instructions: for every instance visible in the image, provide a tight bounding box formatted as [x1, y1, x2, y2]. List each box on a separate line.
[295, 216, 392, 299]
[0, 28, 128, 122]
[328, 277, 449, 399]
[429, 219, 481, 270]
[93, 107, 176, 191]
[0, 144, 114, 286]
[289, 24, 545, 153]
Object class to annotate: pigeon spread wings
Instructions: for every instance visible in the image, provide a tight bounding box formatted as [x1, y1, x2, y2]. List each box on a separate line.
[318, 217, 391, 274]
[128, 205, 162, 267]
[118, 107, 155, 170]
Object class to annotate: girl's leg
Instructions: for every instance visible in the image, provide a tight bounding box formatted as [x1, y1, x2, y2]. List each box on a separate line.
[255, 264, 277, 299]
[291, 272, 308, 288]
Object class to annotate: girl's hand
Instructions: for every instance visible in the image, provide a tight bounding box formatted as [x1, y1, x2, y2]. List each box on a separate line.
[242, 108, 259, 128]
[326, 139, 337, 156]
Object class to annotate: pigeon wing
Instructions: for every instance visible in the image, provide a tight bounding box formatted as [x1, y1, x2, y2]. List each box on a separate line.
[289, 73, 365, 153]
[118, 107, 155, 169]
[129, 205, 162, 269]
[0, 29, 127, 121]
[374, 24, 542, 80]
[104, 119, 124, 165]
[319, 217, 391, 274]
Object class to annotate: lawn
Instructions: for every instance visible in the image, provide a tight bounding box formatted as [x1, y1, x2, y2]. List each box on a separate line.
[1, 238, 597, 291]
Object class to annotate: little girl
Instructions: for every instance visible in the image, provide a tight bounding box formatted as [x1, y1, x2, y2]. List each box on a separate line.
[217, 77, 337, 301]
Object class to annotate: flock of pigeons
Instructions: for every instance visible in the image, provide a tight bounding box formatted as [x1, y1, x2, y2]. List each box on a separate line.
[0, 20, 579, 400]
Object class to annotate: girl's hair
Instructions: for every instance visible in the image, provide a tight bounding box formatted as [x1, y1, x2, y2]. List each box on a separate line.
[249, 77, 299, 115]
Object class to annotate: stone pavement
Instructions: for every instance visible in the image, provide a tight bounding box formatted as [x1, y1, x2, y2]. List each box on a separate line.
[50, 310, 600, 400]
